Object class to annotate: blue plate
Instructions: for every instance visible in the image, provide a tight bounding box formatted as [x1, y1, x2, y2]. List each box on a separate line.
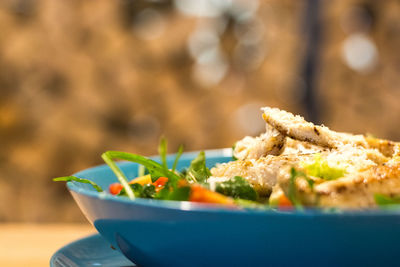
[50, 234, 134, 267]
[66, 149, 400, 267]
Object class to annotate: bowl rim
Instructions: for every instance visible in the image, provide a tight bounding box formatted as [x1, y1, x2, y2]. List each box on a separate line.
[67, 148, 400, 217]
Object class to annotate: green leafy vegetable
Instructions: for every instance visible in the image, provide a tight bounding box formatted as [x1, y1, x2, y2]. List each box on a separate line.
[287, 168, 315, 210]
[119, 183, 156, 198]
[154, 185, 171, 200]
[142, 184, 157, 198]
[232, 143, 238, 161]
[138, 165, 146, 177]
[374, 194, 400, 206]
[166, 186, 191, 201]
[101, 152, 136, 199]
[155, 186, 191, 201]
[103, 151, 181, 187]
[288, 168, 303, 209]
[53, 176, 103, 192]
[302, 154, 346, 180]
[215, 176, 258, 201]
[172, 144, 184, 172]
[185, 151, 211, 183]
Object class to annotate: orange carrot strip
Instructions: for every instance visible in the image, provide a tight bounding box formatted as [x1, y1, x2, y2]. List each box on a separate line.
[189, 185, 235, 205]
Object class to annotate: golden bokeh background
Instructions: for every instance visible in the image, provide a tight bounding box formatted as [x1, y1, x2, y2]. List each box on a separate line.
[0, 0, 400, 222]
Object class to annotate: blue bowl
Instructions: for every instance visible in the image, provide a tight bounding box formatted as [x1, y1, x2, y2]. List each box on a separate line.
[68, 149, 400, 267]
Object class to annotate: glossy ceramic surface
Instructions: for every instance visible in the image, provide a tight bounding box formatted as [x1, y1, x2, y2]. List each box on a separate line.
[67, 149, 400, 267]
[50, 234, 134, 267]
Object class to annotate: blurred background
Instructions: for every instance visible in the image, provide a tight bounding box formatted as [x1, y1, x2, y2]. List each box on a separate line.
[0, 0, 400, 222]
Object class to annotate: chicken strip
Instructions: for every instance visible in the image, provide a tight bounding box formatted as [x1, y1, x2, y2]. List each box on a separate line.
[262, 107, 367, 148]
[262, 107, 400, 157]
[233, 124, 286, 160]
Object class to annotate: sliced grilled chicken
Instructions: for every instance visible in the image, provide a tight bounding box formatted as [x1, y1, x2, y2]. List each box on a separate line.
[213, 106, 400, 208]
[262, 107, 368, 148]
[233, 124, 286, 160]
[262, 107, 400, 156]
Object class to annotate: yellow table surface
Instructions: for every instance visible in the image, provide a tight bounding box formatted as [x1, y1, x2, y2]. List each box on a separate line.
[0, 223, 95, 267]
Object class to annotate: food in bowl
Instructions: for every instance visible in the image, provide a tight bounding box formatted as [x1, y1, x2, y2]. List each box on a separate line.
[55, 107, 400, 210]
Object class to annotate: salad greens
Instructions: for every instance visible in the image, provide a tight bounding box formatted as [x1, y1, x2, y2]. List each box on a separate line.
[302, 154, 346, 180]
[101, 151, 135, 199]
[54, 138, 185, 201]
[54, 138, 258, 207]
[232, 143, 238, 161]
[184, 151, 211, 183]
[101, 150, 183, 200]
[287, 168, 315, 210]
[155, 186, 191, 201]
[215, 176, 258, 201]
[172, 144, 184, 172]
[53, 176, 104, 192]
[374, 194, 400, 206]
[119, 183, 156, 198]
[138, 165, 146, 177]
[117, 179, 191, 201]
